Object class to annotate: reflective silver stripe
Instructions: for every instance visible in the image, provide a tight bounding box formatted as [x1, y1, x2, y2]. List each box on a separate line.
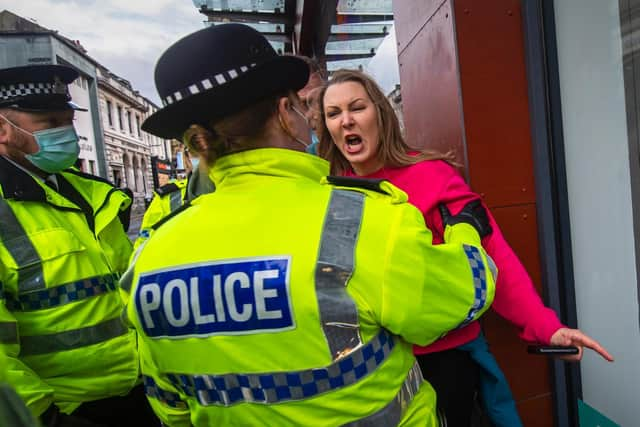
[0, 321, 18, 344]
[0, 197, 45, 292]
[169, 190, 182, 212]
[316, 189, 364, 360]
[167, 329, 395, 406]
[20, 317, 127, 356]
[343, 361, 423, 427]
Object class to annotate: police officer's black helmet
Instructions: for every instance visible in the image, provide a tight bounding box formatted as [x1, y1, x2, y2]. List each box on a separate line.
[142, 23, 309, 139]
[0, 64, 86, 112]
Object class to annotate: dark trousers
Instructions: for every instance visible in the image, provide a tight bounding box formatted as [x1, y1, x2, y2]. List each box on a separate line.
[417, 349, 480, 427]
[71, 384, 160, 427]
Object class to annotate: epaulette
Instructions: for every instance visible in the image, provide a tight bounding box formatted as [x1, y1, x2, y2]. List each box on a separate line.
[151, 201, 192, 231]
[324, 175, 408, 203]
[326, 176, 389, 195]
[155, 182, 181, 197]
[64, 168, 114, 186]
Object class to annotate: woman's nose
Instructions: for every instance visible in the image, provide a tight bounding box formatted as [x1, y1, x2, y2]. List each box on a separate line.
[341, 111, 354, 127]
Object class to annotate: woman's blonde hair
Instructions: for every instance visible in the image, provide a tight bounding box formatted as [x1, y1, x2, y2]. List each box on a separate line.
[317, 69, 455, 175]
[182, 91, 292, 166]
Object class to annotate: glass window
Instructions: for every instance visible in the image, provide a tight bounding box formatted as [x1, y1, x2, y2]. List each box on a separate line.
[117, 105, 123, 130]
[135, 114, 141, 136]
[553, 1, 640, 424]
[127, 111, 133, 134]
[106, 100, 113, 127]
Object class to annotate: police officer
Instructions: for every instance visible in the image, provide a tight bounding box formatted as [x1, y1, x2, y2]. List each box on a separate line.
[127, 24, 496, 427]
[0, 65, 157, 425]
[135, 147, 215, 250]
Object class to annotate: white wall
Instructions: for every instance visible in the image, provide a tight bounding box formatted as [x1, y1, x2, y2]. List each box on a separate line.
[68, 75, 98, 170]
[554, 0, 640, 424]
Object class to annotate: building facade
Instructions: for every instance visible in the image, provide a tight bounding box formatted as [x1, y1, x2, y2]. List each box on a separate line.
[97, 67, 159, 215]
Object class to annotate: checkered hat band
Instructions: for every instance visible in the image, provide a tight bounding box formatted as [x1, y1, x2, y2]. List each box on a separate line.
[162, 63, 257, 107]
[166, 329, 395, 407]
[0, 82, 59, 102]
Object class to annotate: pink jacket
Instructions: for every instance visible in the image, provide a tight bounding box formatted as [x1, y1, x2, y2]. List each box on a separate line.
[346, 160, 564, 354]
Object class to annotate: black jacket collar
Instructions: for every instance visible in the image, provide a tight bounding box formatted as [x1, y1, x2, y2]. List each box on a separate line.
[0, 156, 47, 202]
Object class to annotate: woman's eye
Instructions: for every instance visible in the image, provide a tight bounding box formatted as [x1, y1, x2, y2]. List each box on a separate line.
[326, 111, 339, 118]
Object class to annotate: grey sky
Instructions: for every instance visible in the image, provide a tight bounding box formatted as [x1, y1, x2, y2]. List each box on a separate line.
[1, 0, 399, 103]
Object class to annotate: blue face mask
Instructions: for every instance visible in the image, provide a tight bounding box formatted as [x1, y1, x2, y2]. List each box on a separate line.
[2, 115, 80, 173]
[26, 125, 80, 173]
[306, 131, 320, 155]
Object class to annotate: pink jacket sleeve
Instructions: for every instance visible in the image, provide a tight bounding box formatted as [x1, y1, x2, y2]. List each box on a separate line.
[426, 167, 565, 344]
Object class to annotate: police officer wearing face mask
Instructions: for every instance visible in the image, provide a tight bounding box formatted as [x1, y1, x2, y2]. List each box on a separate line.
[0, 65, 158, 426]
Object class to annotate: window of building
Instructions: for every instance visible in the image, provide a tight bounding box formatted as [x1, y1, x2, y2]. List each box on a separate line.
[135, 114, 141, 137]
[127, 111, 133, 134]
[112, 168, 122, 187]
[106, 100, 113, 127]
[117, 105, 123, 130]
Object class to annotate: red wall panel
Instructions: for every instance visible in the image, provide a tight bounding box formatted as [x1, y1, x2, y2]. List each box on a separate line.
[393, 0, 554, 425]
[394, 0, 447, 52]
[396, 1, 467, 166]
[453, 0, 537, 208]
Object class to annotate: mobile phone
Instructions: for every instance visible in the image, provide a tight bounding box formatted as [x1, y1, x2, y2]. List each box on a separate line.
[527, 345, 579, 355]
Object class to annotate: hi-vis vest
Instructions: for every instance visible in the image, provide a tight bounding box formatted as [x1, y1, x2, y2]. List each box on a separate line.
[0, 157, 138, 416]
[125, 148, 496, 427]
[134, 179, 188, 250]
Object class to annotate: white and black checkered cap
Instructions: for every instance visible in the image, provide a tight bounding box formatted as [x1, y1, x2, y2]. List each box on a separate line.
[0, 64, 86, 111]
[142, 23, 309, 139]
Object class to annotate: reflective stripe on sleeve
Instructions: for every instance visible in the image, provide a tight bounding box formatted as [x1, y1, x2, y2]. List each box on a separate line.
[143, 375, 187, 409]
[456, 244, 489, 329]
[0, 321, 18, 344]
[167, 329, 394, 406]
[6, 273, 119, 311]
[316, 189, 364, 361]
[169, 191, 182, 212]
[20, 316, 127, 356]
[0, 197, 45, 292]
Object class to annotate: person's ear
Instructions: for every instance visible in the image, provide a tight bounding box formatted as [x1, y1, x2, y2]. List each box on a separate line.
[276, 97, 295, 136]
[0, 116, 13, 146]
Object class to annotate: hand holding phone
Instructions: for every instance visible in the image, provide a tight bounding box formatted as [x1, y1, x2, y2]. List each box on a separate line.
[527, 345, 579, 355]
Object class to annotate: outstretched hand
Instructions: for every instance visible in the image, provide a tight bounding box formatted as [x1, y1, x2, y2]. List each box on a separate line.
[549, 328, 614, 362]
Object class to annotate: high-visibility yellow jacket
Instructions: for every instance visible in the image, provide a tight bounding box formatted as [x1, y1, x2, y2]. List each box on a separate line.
[0, 349, 39, 427]
[0, 157, 139, 417]
[134, 171, 216, 250]
[134, 178, 188, 250]
[124, 148, 496, 427]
